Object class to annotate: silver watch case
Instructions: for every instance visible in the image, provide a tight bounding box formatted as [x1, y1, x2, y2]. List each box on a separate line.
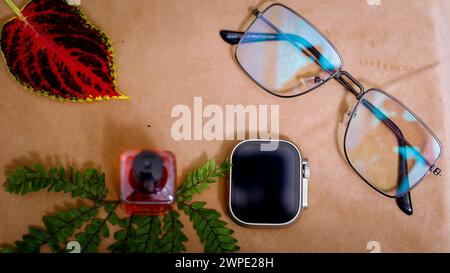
[229, 139, 310, 227]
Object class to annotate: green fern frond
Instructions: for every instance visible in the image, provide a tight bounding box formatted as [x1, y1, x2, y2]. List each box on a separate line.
[75, 202, 119, 253]
[11, 203, 101, 253]
[179, 201, 239, 253]
[130, 216, 162, 253]
[176, 159, 230, 202]
[158, 210, 187, 253]
[108, 216, 137, 253]
[2, 160, 239, 253]
[6, 164, 108, 201]
[0, 247, 17, 253]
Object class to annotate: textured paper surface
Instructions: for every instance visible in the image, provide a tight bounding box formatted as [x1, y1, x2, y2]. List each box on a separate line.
[0, 0, 448, 252]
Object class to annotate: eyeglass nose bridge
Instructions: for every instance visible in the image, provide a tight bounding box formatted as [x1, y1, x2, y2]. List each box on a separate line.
[335, 71, 365, 99]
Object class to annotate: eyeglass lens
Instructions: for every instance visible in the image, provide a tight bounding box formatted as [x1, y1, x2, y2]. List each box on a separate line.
[235, 4, 342, 97]
[344, 90, 442, 197]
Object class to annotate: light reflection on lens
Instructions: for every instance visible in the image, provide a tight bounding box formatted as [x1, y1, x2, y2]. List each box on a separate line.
[345, 89, 442, 197]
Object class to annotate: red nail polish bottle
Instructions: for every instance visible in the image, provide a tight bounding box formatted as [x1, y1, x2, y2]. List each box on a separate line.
[120, 150, 176, 216]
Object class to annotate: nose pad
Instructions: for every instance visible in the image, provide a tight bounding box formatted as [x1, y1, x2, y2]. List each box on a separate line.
[297, 76, 325, 88]
[337, 92, 358, 159]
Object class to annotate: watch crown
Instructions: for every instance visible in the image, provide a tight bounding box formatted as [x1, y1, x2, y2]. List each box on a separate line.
[301, 159, 310, 210]
[302, 160, 310, 179]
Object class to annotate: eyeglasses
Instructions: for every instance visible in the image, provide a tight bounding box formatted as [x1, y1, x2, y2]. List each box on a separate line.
[220, 3, 443, 215]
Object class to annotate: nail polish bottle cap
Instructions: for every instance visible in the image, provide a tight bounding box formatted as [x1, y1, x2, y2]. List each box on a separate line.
[132, 151, 164, 194]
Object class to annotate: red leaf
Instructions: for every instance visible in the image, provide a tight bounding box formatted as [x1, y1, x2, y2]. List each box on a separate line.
[0, 0, 128, 102]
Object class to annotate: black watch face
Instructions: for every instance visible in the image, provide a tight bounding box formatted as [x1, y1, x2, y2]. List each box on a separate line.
[230, 140, 301, 225]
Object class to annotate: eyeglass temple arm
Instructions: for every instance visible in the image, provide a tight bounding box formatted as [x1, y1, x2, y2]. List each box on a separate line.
[221, 30, 318, 48]
[397, 192, 413, 216]
[219, 30, 323, 59]
[220, 30, 249, 45]
[219, 30, 336, 74]
[362, 99, 414, 215]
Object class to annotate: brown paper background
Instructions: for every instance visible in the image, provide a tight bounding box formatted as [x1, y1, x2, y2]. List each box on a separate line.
[0, 0, 449, 252]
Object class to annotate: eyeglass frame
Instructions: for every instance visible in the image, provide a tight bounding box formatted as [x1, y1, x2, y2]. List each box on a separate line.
[220, 2, 443, 215]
